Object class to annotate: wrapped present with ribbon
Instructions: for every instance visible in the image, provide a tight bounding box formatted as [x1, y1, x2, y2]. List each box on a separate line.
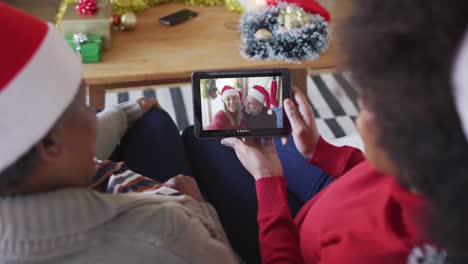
[66, 33, 103, 63]
[59, 2, 113, 50]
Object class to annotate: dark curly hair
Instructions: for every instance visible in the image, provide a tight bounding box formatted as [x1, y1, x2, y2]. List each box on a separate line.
[340, 0, 468, 259]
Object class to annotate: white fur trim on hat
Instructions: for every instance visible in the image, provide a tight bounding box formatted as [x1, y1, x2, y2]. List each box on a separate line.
[0, 23, 83, 172]
[222, 88, 239, 101]
[453, 29, 468, 140]
[248, 88, 265, 104]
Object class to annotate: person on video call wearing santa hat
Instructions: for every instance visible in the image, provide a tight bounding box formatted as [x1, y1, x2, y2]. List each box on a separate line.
[244, 85, 278, 129]
[0, 3, 238, 263]
[206, 85, 246, 130]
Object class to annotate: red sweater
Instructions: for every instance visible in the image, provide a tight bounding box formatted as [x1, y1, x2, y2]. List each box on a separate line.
[206, 110, 246, 130]
[255, 137, 430, 263]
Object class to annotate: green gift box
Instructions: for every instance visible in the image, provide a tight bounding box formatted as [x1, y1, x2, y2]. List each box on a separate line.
[60, 2, 113, 51]
[66, 34, 103, 63]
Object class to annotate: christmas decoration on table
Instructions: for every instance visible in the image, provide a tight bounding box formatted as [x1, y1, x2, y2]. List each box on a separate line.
[57, 0, 227, 26]
[201, 79, 219, 100]
[112, 14, 121, 26]
[66, 33, 104, 63]
[254, 28, 272, 40]
[60, 2, 113, 50]
[232, 0, 264, 12]
[113, 11, 137, 30]
[76, 0, 99, 15]
[224, 0, 244, 13]
[239, 0, 331, 62]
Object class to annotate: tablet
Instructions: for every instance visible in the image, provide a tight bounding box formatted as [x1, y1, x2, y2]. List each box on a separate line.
[192, 68, 292, 138]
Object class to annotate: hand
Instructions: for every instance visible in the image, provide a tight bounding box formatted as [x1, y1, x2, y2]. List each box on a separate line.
[137, 98, 161, 114]
[221, 137, 283, 180]
[163, 175, 205, 203]
[282, 86, 320, 159]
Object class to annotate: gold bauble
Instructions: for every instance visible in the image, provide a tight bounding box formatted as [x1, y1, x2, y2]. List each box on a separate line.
[120, 11, 137, 30]
[254, 28, 272, 40]
[278, 5, 311, 30]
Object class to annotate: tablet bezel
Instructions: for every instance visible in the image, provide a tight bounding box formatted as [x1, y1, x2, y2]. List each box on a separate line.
[192, 68, 292, 138]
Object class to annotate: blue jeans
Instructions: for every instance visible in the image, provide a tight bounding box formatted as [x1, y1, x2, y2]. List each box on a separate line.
[111, 108, 333, 263]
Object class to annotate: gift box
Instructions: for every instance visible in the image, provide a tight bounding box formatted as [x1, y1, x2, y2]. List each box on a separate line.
[66, 34, 103, 63]
[59, 2, 113, 50]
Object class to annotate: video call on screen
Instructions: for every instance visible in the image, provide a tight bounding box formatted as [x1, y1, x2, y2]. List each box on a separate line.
[200, 75, 284, 132]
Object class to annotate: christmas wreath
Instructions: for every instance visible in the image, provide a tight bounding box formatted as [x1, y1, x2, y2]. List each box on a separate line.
[201, 79, 218, 100]
[240, 2, 330, 62]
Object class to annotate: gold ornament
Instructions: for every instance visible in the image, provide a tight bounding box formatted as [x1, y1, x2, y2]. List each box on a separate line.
[120, 11, 137, 30]
[254, 28, 272, 40]
[278, 5, 311, 30]
[111, 0, 150, 15]
[224, 0, 244, 13]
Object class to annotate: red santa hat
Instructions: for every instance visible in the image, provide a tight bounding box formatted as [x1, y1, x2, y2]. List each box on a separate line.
[0, 3, 83, 172]
[249, 85, 273, 115]
[270, 78, 279, 107]
[266, 0, 331, 22]
[221, 85, 243, 101]
[453, 29, 468, 141]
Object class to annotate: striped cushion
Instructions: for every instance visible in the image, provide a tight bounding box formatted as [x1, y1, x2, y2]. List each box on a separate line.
[99, 72, 359, 141]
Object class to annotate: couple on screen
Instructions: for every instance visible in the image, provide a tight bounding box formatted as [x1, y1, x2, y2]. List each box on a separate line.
[206, 84, 279, 130]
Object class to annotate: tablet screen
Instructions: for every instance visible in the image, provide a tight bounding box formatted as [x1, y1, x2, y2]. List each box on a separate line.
[192, 69, 291, 138]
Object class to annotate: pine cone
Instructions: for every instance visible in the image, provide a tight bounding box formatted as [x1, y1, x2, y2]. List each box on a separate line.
[76, 0, 99, 16]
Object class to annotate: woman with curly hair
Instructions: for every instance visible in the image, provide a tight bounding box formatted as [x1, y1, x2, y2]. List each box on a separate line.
[217, 0, 468, 262]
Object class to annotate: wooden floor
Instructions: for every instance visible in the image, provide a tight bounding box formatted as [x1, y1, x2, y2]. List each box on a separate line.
[4, 0, 61, 22]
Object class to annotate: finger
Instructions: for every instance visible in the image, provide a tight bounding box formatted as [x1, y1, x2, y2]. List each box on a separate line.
[137, 98, 150, 112]
[163, 178, 176, 188]
[293, 87, 316, 128]
[221, 137, 243, 149]
[243, 137, 262, 146]
[185, 176, 198, 184]
[291, 86, 303, 99]
[281, 136, 288, 146]
[165, 174, 184, 183]
[284, 98, 306, 131]
[263, 137, 276, 150]
[149, 98, 161, 109]
[147, 98, 157, 106]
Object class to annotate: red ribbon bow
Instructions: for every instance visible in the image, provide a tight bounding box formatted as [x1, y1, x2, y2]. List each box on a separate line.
[76, 0, 99, 16]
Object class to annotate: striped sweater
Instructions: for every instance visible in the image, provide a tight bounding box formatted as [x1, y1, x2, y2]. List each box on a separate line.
[0, 102, 238, 263]
[91, 159, 183, 196]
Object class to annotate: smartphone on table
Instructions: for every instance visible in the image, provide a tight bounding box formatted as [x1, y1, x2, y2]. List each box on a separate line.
[159, 9, 198, 26]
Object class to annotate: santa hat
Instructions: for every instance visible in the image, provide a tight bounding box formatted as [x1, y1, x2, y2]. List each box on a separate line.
[249, 85, 273, 115]
[0, 3, 82, 172]
[266, 0, 331, 22]
[453, 29, 468, 141]
[221, 85, 243, 101]
[270, 78, 279, 107]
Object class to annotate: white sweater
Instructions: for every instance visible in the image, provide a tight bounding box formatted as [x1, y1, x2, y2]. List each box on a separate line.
[0, 103, 239, 263]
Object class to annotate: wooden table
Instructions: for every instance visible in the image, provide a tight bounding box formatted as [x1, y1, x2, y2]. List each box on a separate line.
[84, 1, 346, 110]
